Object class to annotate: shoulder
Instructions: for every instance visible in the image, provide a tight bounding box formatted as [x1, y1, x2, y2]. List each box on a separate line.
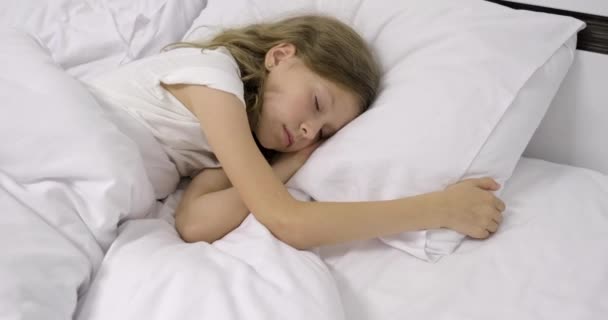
[159, 46, 246, 107]
[162, 82, 246, 119]
[162, 46, 241, 77]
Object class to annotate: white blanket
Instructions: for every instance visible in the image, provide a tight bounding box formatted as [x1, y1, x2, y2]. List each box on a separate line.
[0, 0, 206, 80]
[0, 29, 344, 320]
[75, 191, 344, 320]
[0, 30, 157, 319]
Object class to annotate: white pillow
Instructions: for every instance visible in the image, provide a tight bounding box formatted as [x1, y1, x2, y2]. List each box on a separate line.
[381, 35, 578, 260]
[184, 0, 584, 261]
[0, 0, 205, 80]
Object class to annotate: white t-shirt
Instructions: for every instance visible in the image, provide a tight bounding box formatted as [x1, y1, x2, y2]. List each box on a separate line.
[85, 46, 245, 199]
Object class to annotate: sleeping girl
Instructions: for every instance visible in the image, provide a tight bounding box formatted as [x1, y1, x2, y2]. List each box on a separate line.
[85, 15, 505, 250]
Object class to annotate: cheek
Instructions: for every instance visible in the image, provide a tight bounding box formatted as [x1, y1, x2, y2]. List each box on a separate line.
[264, 94, 297, 123]
[284, 94, 311, 120]
[259, 98, 279, 127]
[262, 81, 310, 124]
[253, 114, 273, 148]
[256, 107, 272, 133]
[256, 102, 281, 142]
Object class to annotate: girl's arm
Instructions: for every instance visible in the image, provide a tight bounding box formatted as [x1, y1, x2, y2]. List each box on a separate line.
[175, 146, 316, 243]
[175, 169, 245, 243]
[164, 84, 505, 250]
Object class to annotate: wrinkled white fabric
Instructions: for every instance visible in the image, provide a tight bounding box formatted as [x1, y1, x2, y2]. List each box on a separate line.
[0, 0, 206, 80]
[0, 30, 156, 320]
[320, 157, 608, 320]
[75, 210, 345, 320]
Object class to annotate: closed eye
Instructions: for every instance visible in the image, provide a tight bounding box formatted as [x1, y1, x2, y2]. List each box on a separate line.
[314, 96, 326, 140]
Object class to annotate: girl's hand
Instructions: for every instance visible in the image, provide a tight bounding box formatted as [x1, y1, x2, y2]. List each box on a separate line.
[270, 142, 322, 183]
[437, 177, 506, 239]
[272, 141, 322, 168]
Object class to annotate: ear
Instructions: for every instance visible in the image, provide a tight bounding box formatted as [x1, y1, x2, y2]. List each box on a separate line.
[264, 43, 296, 71]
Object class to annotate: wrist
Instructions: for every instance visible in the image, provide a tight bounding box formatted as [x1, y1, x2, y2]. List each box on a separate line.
[419, 191, 449, 229]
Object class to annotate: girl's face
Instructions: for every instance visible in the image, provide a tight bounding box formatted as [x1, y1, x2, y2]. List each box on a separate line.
[254, 43, 361, 152]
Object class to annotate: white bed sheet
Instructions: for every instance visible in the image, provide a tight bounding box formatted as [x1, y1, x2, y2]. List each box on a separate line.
[319, 157, 608, 320]
[76, 157, 608, 319]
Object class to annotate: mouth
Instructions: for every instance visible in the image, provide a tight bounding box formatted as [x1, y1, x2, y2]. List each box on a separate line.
[283, 125, 293, 148]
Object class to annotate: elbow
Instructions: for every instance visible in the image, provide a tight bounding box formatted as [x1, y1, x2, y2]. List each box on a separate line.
[177, 223, 206, 244]
[176, 217, 205, 243]
[175, 209, 215, 244]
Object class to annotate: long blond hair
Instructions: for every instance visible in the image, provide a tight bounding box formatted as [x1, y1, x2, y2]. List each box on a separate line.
[168, 14, 381, 130]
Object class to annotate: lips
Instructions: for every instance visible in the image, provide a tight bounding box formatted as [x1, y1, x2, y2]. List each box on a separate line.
[283, 126, 293, 147]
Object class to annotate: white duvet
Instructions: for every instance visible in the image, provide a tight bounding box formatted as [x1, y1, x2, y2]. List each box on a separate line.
[75, 197, 343, 320]
[0, 29, 343, 320]
[0, 30, 156, 319]
[0, 0, 206, 80]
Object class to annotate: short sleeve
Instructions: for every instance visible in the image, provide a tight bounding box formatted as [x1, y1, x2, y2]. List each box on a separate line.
[158, 47, 246, 108]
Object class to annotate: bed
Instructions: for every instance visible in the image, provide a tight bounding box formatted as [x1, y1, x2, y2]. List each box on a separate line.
[1, 1, 607, 319]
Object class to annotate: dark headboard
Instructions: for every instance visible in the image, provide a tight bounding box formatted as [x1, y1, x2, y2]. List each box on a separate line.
[486, 0, 608, 55]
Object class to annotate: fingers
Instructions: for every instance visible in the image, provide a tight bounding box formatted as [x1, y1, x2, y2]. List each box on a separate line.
[486, 220, 499, 233]
[495, 197, 506, 212]
[468, 222, 498, 239]
[469, 228, 490, 239]
[469, 207, 502, 239]
[473, 177, 501, 191]
[492, 210, 503, 224]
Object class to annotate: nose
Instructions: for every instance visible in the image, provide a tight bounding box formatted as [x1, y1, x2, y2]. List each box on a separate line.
[299, 120, 322, 141]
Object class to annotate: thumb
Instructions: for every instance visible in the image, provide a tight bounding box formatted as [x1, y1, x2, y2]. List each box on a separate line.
[474, 177, 501, 191]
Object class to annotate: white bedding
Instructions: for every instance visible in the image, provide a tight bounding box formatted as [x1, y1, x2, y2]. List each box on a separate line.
[75, 157, 608, 320]
[0, 20, 344, 320]
[2, 1, 608, 319]
[0, 30, 156, 319]
[0, 1, 205, 318]
[0, 0, 205, 80]
[75, 195, 344, 320]
[320, 157, 608, 319]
